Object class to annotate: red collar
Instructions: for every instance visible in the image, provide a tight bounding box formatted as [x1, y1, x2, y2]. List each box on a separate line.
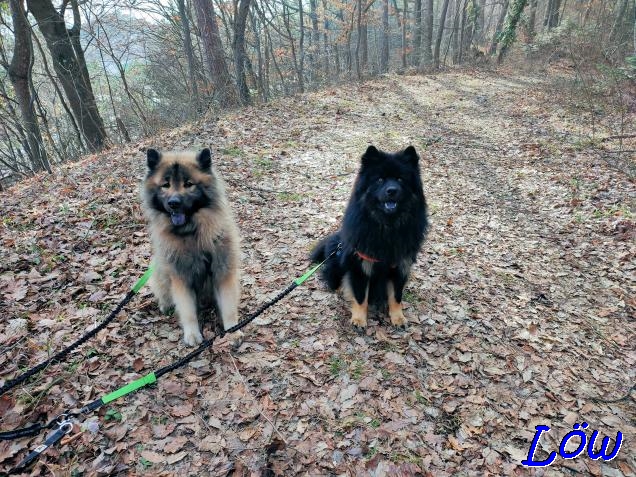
[355, 250, 382, 263]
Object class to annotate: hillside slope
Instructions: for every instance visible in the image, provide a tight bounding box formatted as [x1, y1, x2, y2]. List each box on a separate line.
[1, 72, 634, 476]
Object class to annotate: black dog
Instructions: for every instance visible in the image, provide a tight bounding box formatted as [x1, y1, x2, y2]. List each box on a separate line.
[311, 145, 428, 328]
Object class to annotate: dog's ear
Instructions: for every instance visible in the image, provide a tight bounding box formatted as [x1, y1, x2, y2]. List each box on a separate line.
[361, 145, 381, 167]
[197, 148, 212, 171]
[146, 148, 161, 170]
[403, 145, 419, 164]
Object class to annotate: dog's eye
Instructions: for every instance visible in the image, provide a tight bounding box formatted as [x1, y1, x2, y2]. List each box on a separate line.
[397, 178, 403, 183]
[184, 180, 194, 188]
[377, 178, 384, 184]
[161, 182, 170, 189]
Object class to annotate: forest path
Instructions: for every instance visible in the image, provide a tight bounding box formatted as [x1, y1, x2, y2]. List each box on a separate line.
[1, 71, 634, 476]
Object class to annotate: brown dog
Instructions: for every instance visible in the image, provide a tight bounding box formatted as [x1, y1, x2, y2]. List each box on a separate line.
[141, 148, 241, 346]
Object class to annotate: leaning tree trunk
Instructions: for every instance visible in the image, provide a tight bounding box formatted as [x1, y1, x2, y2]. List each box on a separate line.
[380, 0, 390, 72]
[8, 0, 50, 173]
[233, 0, 252, 105]
[489, 0, 510, 54]
[177, 0, 199, 107]
[497, 0, 529, 63]
[193, 0, 238, 107]
[26, 0, 107, 152]
[434, 0, 451, 68]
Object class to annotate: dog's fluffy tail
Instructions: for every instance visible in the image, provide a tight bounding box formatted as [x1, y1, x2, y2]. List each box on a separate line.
[310, 233, 345, 291]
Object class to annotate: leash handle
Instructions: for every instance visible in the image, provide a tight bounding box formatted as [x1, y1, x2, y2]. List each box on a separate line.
[12, 419, 73, 471]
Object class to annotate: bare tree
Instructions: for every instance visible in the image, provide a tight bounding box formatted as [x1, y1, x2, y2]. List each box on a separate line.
[416, 0, 433, 69]
[27, 0, 108, 152]
[544, 0, 562, 29]
[380, 0, 389, 72]
[6, 0, 50, 173]
[233, 0, 252, 104]
[177, 0, 200, 106]
[434, 0, 452, 68]
[193, 0, 238, 107]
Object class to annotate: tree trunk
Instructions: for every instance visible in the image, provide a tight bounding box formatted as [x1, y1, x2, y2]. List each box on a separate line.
[401, 0, 408, 68]
[233, 0, 252, 105]
[527, 0, 538, 39]
[420, 0, 434, 68]
[177, 0, 199, 106]
[477, 0, 486, 44]
[309, 0, 320, 77]
[355, 0, 363, 79]
[321, 0, 331, 78]
[544, 0, 561, 29]
[434, 0, 451, 68]
[609, 0, 630, 43]
[298, 0, 306, 90]
[26, 0, 107, 152]
[380, 0, 390, 72]
[489, 0, 510, 54]
[497, 0, 529, 63]
[361, 14, 369, 70]
[8, 0, 50, 173]
[457, 0, 468, 64]
[193, 0, 238, 107]
[413, 0, 422, 65]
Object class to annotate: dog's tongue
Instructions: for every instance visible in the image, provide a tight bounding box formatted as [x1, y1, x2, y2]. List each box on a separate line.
[384, 201, 397, 211]
[171, 212, 186, 226]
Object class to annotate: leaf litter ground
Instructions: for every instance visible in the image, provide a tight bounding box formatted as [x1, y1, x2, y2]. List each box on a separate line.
[0, 71, 634, 476]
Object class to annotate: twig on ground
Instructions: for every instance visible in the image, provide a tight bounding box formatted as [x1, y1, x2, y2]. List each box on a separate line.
[592, 383, 636, 404]
[228, 353, 288, 445]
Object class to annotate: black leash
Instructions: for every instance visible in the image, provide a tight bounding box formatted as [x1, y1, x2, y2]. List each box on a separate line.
[0, 267, 153, 397]
[1, 248, 337, 473]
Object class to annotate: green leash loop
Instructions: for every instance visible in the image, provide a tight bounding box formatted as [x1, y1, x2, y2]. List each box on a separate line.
[132, 265, 154, 293]
[294, 261, 324, 286]
[102, 372, 157, 404]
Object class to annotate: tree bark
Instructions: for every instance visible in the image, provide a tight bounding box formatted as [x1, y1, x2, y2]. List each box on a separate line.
[380, 0, 390, 72]
[26, 0, 107, 152]
[420, 0, 433, 68]
[8, 0, 50, 173]
[544, 0, 561, 29]
[489, 0, 510, 54]
[193, 0, 238, 107]
[298, 0, 306, 89]
[497, 0, 529, 63]
[177, 0, 199, 106]
[413, 0, 422, 65]
[527, 0, 538, 40]
[233, 0, 252, 105]
[309, 0, 320, 77]
[433, 0, 451, 68]
[355, 0, 363, 79]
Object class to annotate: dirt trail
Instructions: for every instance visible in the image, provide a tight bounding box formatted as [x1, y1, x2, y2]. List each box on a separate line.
[1, 72, 634, 476]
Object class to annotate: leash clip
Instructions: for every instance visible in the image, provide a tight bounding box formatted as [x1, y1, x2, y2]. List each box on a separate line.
[13, 416, 74, 471]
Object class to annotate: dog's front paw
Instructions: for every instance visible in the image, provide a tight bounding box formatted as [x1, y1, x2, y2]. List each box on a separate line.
[229, 330, 244, 350]
[389, 307, 407, 328]
[350, 309, 368, 328]
[182, 327, 204, 346]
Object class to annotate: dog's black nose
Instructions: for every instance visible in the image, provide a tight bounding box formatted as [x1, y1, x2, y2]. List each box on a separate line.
[167, 197, 181, 209]
[386, 186, 398, 197]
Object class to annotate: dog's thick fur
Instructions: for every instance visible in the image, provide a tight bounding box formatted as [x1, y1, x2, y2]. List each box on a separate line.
[141, 148, 241, 346]
[311, 145, 428, 328]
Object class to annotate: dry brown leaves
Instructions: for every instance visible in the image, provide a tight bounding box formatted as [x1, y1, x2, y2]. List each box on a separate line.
[0, 71, 634, 476]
